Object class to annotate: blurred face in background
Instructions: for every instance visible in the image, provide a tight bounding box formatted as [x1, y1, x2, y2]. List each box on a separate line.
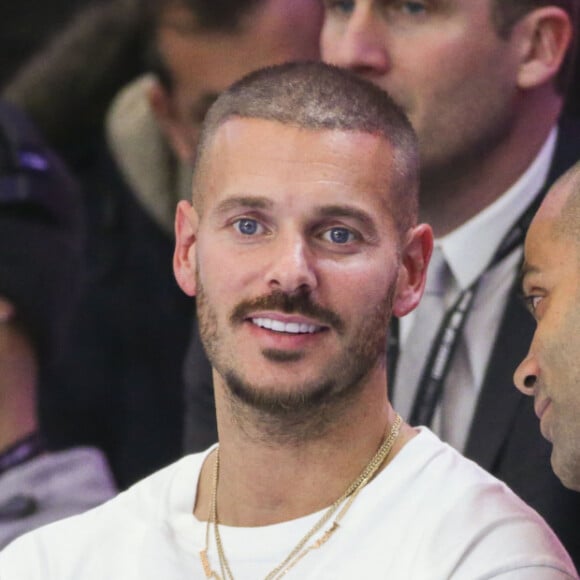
[321, 0, 548, 176]
[150, 0, 324, 163]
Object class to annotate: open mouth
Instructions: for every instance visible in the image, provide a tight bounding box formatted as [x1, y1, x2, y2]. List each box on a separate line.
[250, 317, 324, 335]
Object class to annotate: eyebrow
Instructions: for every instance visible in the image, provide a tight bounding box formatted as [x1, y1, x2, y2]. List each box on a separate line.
[213, 196, 274, 215]
[519, 261, 540, 287]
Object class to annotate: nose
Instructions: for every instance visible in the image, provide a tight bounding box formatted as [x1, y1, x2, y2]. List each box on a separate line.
[265, 233, 318, 295]
[322, 7, 391, 80]
[513, 351, 539, 396]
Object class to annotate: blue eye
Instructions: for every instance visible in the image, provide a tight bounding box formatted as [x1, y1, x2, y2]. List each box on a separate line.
[234, 218, 262, 236]
[325, 227, 355, 244]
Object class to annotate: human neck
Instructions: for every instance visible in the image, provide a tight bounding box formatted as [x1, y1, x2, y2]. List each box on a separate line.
[0, 346, 39, 453]
[194, 370, 415, 528]
[420, 97, 561, 238]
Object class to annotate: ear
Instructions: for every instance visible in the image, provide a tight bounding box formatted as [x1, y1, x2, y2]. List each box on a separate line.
[516, 7, 573, 90]
[148, 80, 196, 163]
[392, 224, 433, 318]
[173, 200, 200, 296]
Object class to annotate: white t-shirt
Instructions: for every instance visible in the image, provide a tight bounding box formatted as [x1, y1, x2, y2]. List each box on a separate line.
[0, 429, 576, 579]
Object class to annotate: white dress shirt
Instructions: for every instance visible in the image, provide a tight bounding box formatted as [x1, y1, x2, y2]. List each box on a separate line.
[395, 128, 557, 451]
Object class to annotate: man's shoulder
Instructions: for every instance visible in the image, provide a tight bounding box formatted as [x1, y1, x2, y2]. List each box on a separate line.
[394, 428, 566, 527]
[368, 430, 577, 577]
[0, 453, 205, 580]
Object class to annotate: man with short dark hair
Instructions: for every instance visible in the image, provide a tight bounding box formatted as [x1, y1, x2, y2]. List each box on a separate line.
[514, 160, 580, 492]
[0, 62, 576, 580]
[321, 0, 580, 565]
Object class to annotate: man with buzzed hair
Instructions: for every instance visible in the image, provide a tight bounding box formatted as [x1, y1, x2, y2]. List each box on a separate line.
[0, 62, 575, 580]
[321, 0, 580, 564]
[514, 160, 580, 492]
[0, 100, 116, 548]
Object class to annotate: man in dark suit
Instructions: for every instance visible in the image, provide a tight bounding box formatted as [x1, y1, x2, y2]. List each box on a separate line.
[320, 0, 580, 567]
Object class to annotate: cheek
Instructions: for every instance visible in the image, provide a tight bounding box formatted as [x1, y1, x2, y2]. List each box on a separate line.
[320, 19, 343, 60]
[196, 238, 260, 305]
[402, 34, 504, 104]
[325, 260, 396, 319]
[539, 319, 577, 396]
[195, 242, 229, 295]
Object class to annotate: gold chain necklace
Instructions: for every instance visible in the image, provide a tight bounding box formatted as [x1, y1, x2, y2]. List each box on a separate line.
[200, 414, 402, 579]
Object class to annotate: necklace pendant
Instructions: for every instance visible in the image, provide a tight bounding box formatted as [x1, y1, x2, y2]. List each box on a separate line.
[313, 522, 340, 549]
[200, 549, 221, 579]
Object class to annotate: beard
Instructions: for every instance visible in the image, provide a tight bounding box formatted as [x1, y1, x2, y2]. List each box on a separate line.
[195, 273, 396, 443]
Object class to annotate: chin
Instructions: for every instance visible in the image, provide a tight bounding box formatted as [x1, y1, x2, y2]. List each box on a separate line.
[552, 447, 580, 492]
[556, 468, 580, 493]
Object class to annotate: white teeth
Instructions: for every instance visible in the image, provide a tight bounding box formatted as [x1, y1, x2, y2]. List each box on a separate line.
[271, 320, 285, 332]
[252, 318, 319, 334]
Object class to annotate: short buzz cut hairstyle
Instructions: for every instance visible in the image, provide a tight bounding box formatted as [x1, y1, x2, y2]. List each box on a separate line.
[492, 0, 579, 94]
[192, 61, 420, 234]
[556, 160, 580, 245]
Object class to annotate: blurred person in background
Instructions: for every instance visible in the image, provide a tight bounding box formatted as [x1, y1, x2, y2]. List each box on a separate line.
[0, 0, 92, 88]
[2, 0, 157, 489]
[0, 100, 116, 548]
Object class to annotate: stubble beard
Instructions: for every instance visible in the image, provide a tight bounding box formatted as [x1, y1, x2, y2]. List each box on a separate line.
[542, 312, 580, 492]
[195, 275, 395, 445]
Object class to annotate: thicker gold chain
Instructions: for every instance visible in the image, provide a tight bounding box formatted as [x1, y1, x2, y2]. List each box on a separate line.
[200, 414, 402, 579]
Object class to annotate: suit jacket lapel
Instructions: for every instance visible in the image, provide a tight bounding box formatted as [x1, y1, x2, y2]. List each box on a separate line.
[464, 283, 535, 467]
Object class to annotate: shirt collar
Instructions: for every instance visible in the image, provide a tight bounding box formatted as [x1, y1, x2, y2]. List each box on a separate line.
[437, 127, 558, 290]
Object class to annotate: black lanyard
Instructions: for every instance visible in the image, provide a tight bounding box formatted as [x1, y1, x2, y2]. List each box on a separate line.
[388, 191, 544, 427]
[0, 432, 45, 477]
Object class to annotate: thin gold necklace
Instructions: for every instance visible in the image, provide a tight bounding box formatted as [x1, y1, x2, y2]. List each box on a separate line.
[200, 414, 402, 579]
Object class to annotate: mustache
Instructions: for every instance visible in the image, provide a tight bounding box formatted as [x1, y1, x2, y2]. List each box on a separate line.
[230, 290, 345, 333]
